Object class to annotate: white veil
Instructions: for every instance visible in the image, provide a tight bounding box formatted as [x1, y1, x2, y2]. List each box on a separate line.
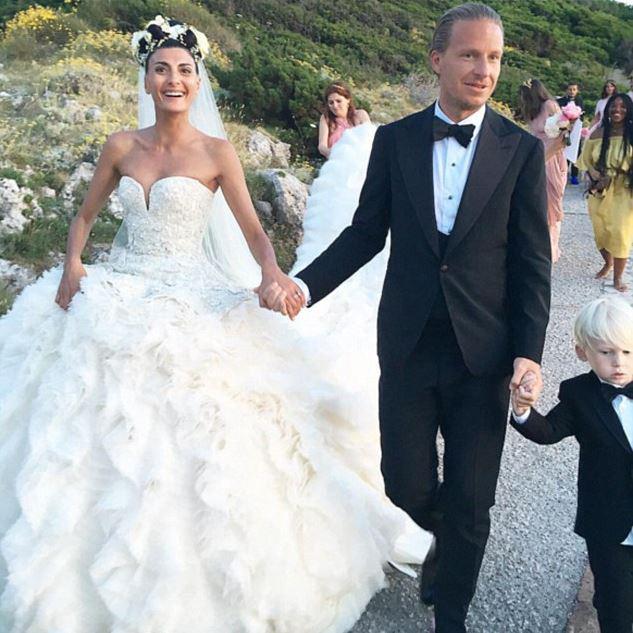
[122, 61, 261, 288]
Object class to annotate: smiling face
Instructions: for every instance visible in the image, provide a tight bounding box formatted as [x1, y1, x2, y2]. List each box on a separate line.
[327, 92, 351, 119]
[577, 340, 633, 386]
[608, 96, 627, 126]
[145, 46, 200, 115]
[430, 19, 503, 121]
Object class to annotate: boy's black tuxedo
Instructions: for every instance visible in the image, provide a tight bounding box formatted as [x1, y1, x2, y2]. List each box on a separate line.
[511, 371, 633, 544]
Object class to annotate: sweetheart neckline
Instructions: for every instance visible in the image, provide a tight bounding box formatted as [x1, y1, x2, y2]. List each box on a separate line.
[119, 175, 216, 209]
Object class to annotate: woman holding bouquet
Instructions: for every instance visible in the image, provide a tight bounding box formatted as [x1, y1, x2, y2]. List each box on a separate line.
[578, 93, 633, 291]
[518, 78, 567, 262]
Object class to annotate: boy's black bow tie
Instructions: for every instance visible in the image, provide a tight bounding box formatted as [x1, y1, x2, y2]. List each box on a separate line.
[601, 382, 633, 401]
[432, 117, 475, 148]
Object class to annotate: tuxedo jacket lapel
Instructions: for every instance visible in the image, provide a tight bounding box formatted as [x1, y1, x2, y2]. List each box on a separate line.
[446, 108, 521, 257]
[590, 387, 633, 456]
[395, 108, 439, 257]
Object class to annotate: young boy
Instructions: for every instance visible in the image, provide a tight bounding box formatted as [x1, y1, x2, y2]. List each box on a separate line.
[511, 296, 633, 633]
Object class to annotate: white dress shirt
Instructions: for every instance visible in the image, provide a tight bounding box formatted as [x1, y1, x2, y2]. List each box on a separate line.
[433, 102, 486, 235]
[513, 383, 633, 545]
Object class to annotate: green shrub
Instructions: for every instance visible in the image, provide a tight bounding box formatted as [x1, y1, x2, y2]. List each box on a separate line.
[0, 215, 69, 269]
[0, 167, 26, 186]
[0, 283, 15, 317]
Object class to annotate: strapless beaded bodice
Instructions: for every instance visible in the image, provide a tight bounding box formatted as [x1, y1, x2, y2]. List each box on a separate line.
[116, 176, 214, 258]
[109, 176, 249, 309]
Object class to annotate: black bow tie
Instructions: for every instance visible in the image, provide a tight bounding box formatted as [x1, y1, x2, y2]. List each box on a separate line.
[432, 116, 476, 148]
[601, 382, 633, 402]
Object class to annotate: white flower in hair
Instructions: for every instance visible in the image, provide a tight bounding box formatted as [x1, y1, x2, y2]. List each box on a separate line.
[131, 15, 210, 65]
[191, 27, 210, 58]
[171, 23, 188, 37]
[153, 15, 168, 29]
[131, 30, 146, 51]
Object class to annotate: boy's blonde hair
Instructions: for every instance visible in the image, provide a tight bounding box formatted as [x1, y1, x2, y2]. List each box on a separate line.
[574, 296, 633, 350]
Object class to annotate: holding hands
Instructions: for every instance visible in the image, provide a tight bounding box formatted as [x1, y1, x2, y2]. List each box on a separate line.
[511, 367, 542, 417]
[256, 267, 306, 320]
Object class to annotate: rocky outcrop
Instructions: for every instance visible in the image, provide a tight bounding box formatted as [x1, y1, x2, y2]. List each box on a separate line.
[62, 162, 123, 218]
[258, 169, 308, 227]
[0, 179, 42, 234]
[0, 258, 36, 292]
[247, 131, 291, 168]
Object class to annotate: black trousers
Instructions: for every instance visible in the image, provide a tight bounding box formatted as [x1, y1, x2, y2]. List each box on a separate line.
[379, 316, 510, 633]
[586, 538, 633, 633]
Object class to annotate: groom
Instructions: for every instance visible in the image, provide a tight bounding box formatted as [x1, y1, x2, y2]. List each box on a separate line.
[262, 4, 551, 631]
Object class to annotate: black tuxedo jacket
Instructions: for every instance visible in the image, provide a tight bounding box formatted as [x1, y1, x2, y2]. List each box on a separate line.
[297, 105, 551, 375]
[511, 372, 633, 544]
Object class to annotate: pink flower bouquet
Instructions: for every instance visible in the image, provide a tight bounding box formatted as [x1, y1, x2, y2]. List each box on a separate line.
[544, 102, 583, 145]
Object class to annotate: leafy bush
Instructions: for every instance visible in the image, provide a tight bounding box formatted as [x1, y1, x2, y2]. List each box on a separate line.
[0, 283, 15, 317]
[0, 166, 26, 186]
[0, 5, 88, 60]
[0, 215, 69, 267]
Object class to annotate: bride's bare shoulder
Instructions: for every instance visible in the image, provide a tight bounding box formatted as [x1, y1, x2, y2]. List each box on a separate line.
[103, 129, 147, 156]
[199, 134, 237, 161]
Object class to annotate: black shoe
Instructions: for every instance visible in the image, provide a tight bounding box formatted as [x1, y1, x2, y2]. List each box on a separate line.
[420, 536, 439, 606]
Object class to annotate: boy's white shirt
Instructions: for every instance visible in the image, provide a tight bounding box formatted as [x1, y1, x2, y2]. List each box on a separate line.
[512, 382, 633, 545]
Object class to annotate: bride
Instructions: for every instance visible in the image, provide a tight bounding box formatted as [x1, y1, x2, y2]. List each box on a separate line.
[0, 16, 429, 633]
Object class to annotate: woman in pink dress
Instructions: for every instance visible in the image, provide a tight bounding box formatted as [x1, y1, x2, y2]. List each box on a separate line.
[518, 79, 567, 262]
[317, 82, 370, 158]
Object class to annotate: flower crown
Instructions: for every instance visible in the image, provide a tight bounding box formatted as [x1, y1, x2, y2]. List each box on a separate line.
[131, 15, 210, 66]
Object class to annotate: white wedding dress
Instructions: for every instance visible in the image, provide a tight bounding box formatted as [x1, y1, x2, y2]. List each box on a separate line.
[0, 124, 429, 633]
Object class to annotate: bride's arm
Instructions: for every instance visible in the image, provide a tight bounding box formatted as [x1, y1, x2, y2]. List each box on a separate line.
[55, 134, 122, 309]
[212, 139, 305, 318]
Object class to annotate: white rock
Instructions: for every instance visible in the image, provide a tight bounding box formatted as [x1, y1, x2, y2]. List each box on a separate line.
[40, 186, 56, 198]
[0, 179, 29, 233]
[0, 73, 8, 83]
[61, 98, 85, 123]
[258, 169, 308, 226]
[254, 200, 273, 219]
[20, 186, 43, 218]
[0, 91, 11, 99]
[62, 162, 95, 210]
[86, 106, 102, 121]
[63, 162, 122, 217]
[107, 191, 124, 220]
[247, 131, 291, 168]
[0, 258, 36, 292]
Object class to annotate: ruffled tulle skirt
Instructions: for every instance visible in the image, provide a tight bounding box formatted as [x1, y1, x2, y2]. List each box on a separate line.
[0, 124, 429, 633]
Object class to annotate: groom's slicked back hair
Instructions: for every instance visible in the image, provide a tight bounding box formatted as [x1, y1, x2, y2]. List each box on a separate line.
[430, 3, 503, 53]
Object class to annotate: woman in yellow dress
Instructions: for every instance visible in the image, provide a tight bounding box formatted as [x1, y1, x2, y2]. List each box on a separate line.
[578, 93, 633, 292]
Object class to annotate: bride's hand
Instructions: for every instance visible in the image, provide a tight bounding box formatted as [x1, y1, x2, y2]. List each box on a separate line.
[256, 269, 305, 320]
[55, 260, 87, 310]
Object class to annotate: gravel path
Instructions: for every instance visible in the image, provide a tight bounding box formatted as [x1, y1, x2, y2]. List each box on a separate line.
[351, 184, 631, 633]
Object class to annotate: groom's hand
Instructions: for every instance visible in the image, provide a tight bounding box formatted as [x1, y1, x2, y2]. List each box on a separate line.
[256, 269, 305, 320]
[510, 357, 542, 393]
